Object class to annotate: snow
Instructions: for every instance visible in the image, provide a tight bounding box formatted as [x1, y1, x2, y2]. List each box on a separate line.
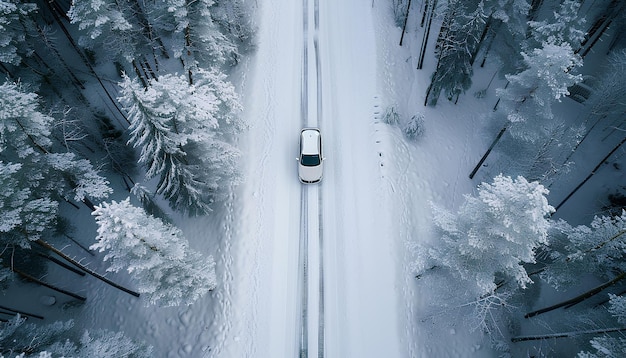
[2, 0, 545, 356]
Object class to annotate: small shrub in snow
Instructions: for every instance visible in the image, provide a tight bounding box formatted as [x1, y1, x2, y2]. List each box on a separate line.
[382, 106, 400, 125]
[404, 113, 425, 140]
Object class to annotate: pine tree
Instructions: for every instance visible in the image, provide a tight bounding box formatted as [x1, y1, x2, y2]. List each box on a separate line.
[542, 211, 626, 290]
[429, 175, 554, 294]
[0, 315, 152, 357]
[67, 0, 137, 62]
[498, 41, 582, 141]
[92, 198, 217, 307]
[425, 0, 487, 105]
[499, 0, 584, 141]
[578, 294, 626, 357]
[0, 81, 111, 247]
[480, 0, 531, 74]
[0, 0, 37, 67]
[119, 71, 241, 215]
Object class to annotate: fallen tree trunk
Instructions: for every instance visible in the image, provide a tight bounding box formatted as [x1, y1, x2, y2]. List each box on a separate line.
[12, 267, 86, 302]
[35, 240, 140, 298]
[37, 252, 86, 276]
[525, 272, 626, 318]
[0, 305, 44, 320]
[512, 327, 626, 342]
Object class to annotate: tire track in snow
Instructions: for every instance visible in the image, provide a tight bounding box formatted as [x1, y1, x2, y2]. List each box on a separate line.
[299, 186, 309, 358]
[300, 0, 325, 355]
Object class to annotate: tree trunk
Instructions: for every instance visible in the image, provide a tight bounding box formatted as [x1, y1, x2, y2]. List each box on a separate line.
[43, 0, 130, 125]
[555, 135, 626, 212]
[0, 305, 44, 320]
[511, 327, 626, 342]
[417, 0, 437, 70]
[11, 266, 86, 301]
[37, 252, 86, 276]
[469, 126, 507, 179]
[35, 239, 140, 298]
[470, 16, 492, 66]
[399, 0, 412, 46]
[561, 115, 605, 168]
[63, 234, 95, 256]
[525, 272, 626, 318]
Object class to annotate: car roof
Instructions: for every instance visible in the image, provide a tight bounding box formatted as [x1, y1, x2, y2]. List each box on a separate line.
[301, 128, 320, 154]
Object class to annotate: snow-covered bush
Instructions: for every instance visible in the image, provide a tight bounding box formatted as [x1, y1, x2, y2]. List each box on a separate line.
[382, 106, 400, 125]
[403, 113, 425, 140]
[92, 199, 216, 306]
[429, 175, 554, 294]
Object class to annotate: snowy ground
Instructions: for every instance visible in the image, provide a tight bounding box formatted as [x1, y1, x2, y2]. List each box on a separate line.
[1, 0, 511, 356]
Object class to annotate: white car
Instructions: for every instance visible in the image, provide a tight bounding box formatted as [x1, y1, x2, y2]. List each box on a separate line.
[297, 128, 324, 183]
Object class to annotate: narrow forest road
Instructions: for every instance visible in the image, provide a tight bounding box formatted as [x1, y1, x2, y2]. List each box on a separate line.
[212, 0, 407, 356]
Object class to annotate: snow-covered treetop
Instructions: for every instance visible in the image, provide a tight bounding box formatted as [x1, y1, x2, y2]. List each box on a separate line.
[92, 198, 217, 306]
[430, 175, 554, 294]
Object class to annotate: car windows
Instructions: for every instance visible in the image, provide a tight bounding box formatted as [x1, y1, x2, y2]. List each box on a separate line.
[301, 154, 321, 166]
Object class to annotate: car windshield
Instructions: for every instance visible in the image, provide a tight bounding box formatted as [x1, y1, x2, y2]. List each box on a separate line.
[301, 154, 321, 166]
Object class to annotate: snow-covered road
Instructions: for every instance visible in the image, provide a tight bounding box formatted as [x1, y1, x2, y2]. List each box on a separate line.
[217, 0, 407, 356]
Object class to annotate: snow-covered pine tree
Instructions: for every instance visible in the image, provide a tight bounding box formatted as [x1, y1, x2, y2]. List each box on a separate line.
[583, 49, 626, 136]
[67, 0, 137, 62]
[0, 315, 74, 356]
[0, 81, 111, 247]
[578, 294, 626, 357]
[542, 211, 626, 290]
[210, 0, 254, 55]
[147, 0, 238, 76]
[497, 41, 582, 141]
[0, 315, 152, 357]
[498, 0, 585, 142]
[527, 0, 586, 48]
[91, 198, 217, 306]
[119, 71, 241, 215]
[185, 0, 239, 67]
[429, 174, 554, 294]
[480, 0, 531, 74]
[425, 0, 487, 105]
[0, 0, 37, 66]
[0, 160, 57, 247]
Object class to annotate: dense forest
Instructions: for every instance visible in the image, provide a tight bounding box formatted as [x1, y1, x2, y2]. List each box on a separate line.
[0, 0, 253, 354]
[2, 0, 626, 355]
[391, 0, 626, 356]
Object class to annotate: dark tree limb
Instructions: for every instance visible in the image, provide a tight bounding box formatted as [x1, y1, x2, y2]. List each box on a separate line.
[0, 305, 44, 320]
[512, 327, 626, 342]
[469, 126, 507, 179]
[555, 136, 626, 212]
[11, 267, 86, 301]
[35, 240, 140, 298]
[63, 234, 95, 256]
[399, 0, 412, 46]
[37, 252, 86, 276]
[525, 272, 626, 318]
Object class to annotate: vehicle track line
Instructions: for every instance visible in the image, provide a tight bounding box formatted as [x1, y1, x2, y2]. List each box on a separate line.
[299, 186, 309, 358]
